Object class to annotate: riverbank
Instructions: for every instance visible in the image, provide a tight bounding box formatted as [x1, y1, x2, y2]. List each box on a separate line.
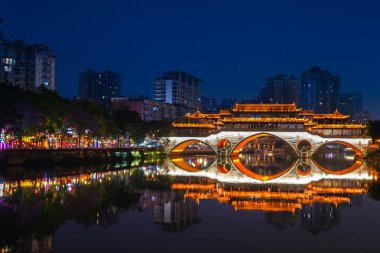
[0, 148, 165, 169]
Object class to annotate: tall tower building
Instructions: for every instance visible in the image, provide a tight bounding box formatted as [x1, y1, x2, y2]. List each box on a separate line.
[300, 66, 340, 114]
[79, 69, 121, 105]
[339, 92, 363, 121]
[262, 73, 300, 105]
[32, 44, 56, 90]
[285, 75, 300, 105]
[153, 71, 201, 110]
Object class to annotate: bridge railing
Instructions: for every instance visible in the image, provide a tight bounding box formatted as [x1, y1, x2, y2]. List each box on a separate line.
[173, 127, 366, 138]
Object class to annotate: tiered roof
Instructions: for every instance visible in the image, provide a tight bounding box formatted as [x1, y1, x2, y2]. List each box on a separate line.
[221, 117, 306, 123]
[232, 103, 301, 113]
[299, 109, 350, 120]
[312, 124, 366, 129]
[185, 111, 220, 119]
[185, 111, 208, 119]
[172, 123, 216, 129]
[174, 104, 362, 133]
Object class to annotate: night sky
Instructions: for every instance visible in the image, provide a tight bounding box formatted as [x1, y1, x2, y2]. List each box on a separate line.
[1, 0, 380, 118]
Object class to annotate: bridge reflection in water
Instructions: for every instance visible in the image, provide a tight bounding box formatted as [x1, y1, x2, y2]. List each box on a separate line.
[168, 147, 370, 183]
[167, 144, 374, 234]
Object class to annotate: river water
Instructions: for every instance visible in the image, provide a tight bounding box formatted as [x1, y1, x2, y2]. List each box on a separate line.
[1, 148, 380, 253]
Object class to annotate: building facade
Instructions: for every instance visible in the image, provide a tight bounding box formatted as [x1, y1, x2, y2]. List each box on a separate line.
[153, 71, 201, 110]
[201, 96, 218, 113]
[0, 19, 16, 85]
[111, 97, 176, 121]
[0, 20, 56, 90]
[339, 92, 363, 122]
[300, 66, 340, 114]
[79, 69, 121, 105]
[0, 39, 15, 85]
[13, 41, 56, 90]
[261, 73, 300, 105]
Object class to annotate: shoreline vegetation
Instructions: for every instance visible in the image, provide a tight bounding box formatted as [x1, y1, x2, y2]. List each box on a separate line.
[0, 83, 172, 150]
[0, 148, 166, 169]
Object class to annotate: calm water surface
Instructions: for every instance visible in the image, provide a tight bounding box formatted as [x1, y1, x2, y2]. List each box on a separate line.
[1, 148, 380, 253]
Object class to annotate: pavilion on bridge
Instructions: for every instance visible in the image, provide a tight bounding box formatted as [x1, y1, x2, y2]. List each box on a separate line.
[172, 103, 366, 137]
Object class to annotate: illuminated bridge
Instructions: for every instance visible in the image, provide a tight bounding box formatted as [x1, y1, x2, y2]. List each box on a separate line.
[167, 131, 369, 157]
[167, 103, 369, 157]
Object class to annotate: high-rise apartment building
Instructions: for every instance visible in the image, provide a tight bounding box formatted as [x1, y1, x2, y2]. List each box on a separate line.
[79, 69, 121, 105]
[201, 96, 218, 113]
[262, 73, 300, 105]
[300, 66, 340, 114]
[0, 20, 56, 90]
[153, 71, 201, 110]
[0, 19, 16, 85]
[339, 92, 363, 121]
[12, 41, 56, 90]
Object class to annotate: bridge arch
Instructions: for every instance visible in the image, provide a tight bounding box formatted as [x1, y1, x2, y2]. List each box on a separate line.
[312, 140, 364, 158]
[296, 163, 312, 176]
[231, 156, 297, 181]
[217, 138, 232, 150]
[170, 156, 217, 172]
[312, 157, 364, 175]
[169, 139, 217, 156]
[312, 141, 364, 175]
[230, 132, 299, 157]
[217, 162, 232, 174]
[217, 156, 233, 174]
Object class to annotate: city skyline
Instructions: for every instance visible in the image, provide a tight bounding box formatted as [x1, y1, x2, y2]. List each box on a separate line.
[1, 0, 380, 118]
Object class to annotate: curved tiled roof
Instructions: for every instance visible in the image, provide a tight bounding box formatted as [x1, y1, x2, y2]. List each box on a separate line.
[232, 103, 302, 113]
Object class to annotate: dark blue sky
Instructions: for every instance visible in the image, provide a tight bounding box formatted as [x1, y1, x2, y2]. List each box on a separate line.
[1, 0, 380, 117]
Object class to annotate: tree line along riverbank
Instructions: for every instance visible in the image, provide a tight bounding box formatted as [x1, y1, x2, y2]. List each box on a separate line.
[0, 148, 165, 169]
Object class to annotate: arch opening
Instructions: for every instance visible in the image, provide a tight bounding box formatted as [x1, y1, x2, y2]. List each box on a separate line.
[170, 139, 217, 156]
[231, 156, 298, 181]
[217, 138, 232, 150]
[231, 133, 299, 157]
[230, 133, 299, 181]
[217, 162, 232, 174]
[296, 163, 312, 176]
[312, 141, 364, 175]
[297, 139, 312, 154]
[170, 155, 217, 173]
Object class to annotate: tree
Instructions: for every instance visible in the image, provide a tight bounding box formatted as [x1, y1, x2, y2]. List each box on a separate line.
[112, 108, 146, 145]
[33, 88, 68, 148]
[66, 104, 101, 148]
[146, 120, 173, 138]
[368, 120, 380, 143]
[368, 179, 380, 201]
